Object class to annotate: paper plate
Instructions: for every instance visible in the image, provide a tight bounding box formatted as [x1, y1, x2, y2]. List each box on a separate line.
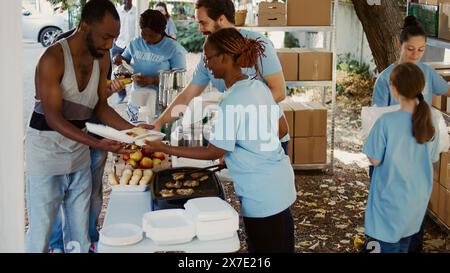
[99, 223, 143, 246]
[86, 123, 134, 143]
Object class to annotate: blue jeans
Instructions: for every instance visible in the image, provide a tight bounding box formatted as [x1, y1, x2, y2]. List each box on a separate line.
[281, 140, 289, 156]
[49, 148, 108, 250]
[374, 235, 413, 253]
[111, 43, 126, 103]
[26, 165, 92, 253]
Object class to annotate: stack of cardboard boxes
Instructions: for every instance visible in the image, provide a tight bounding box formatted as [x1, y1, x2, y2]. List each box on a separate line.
[277, 49, 333, 81]
[280, 98, 328, 165]
[430, 151, 450, 228]
[255, 0, 332, 27]
[257, 1, 286, 26]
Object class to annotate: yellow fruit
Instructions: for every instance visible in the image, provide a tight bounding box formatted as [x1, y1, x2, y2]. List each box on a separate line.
[107, 78, 132, 85]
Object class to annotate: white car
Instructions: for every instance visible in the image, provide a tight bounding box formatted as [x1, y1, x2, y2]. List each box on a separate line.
[22, 7, 69, 47]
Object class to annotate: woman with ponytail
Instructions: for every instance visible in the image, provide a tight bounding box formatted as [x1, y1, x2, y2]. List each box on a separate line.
[368, 16, 449, 252]
[372, 15, 450, 107]
[363, 63, 440, 253]
[144, 28, 296, 253]
[113, 9, 187, 123]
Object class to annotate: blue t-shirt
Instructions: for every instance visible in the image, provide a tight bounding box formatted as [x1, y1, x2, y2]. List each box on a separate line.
[208, 78, 296, 218]
[166, 18, 177, 37]
[363, 110, 440, 243]
[122, 36, 187, 90]
[372, 62, 448, 106]
[191, 29, 282, 92]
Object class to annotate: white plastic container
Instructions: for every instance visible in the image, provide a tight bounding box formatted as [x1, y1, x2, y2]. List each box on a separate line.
[99, 223, 143, 246]
[142, 209, 195, 245]
[184, 197, 239, 241]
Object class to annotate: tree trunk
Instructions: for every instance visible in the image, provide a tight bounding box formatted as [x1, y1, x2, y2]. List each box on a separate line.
[351, 0, 404, 73]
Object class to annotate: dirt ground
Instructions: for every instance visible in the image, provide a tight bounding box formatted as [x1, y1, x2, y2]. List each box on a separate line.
[96, 89, 450, 253]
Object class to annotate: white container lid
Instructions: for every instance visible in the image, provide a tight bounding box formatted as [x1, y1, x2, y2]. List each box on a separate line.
[142, 209, 195, 245]
[99, 223, 143, 246]
[184, 197, 236, 222]
[195, 214, 239, 241]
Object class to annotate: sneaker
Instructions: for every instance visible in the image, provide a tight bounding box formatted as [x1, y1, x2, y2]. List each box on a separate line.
[49, 248, 64, 254]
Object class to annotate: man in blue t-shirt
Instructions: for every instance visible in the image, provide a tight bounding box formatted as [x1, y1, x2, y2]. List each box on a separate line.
[152, 0, 290, 152]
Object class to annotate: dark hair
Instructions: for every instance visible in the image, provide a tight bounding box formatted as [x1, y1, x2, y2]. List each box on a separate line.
[140, 9, 168, 36]
[390, 63, 434, 144]
[155, 2, 170, 19]
[80, 0, 120, 25]
[400, 15, 426, 44]
[196, 0, 235, 24]
[206, 28, 265, 79]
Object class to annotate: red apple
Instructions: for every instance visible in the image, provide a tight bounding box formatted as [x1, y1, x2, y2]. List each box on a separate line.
[153, 152, 165, 161]
[140, 157, 153, 169]
[142, 147, 153, 157]
[123, 153, 130, 161]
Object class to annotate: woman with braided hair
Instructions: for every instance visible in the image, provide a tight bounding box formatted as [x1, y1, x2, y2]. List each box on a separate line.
[145, 28, 296, 253]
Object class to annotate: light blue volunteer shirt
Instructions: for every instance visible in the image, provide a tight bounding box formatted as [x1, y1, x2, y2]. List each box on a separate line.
[122, 36, 187, 91]
[192, 29, 282, 92]
[192, 29, 289, 142]
[166, 18, 177, 38]
[372, 61, 448, 106]
[208, 78, 297, 218]
[363, 110, 440, 243]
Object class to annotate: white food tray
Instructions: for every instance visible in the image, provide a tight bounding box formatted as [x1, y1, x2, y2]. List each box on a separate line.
[86, 122, 165, 145]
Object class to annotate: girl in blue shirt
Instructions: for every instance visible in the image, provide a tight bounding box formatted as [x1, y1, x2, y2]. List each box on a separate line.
[144, 28, 297, 253]
[369, 17, 449, 252]
[113, 9, 186, 123]
[363, 63, 440, 253]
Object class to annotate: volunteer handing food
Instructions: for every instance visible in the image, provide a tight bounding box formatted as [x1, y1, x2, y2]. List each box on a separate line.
[144, 28, 296, 253]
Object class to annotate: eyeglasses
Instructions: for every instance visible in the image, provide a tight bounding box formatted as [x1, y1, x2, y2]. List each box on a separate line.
[203, 53, 221, 65]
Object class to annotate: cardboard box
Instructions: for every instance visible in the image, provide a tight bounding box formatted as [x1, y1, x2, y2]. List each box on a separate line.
[446, 163, 450, 189]
[438, 185, 449, 225]
[257, 13, 286, 26]
[438, 1, 450, 41]
[279, 100, 294, 137]
[438, 152, 449, 188]
[432, 94, 447, 111]
[436, 68, 450, 81]
[288, 101, 327, 137]
[287, 0, 332, 26]
[294, 137, 327, 164]
[277, 49, 298, 81]
[419, 0, 438, 5]
[429, 181, 440, 213]
[298, 49, 333, 81]
[259, 1, 286, 15]
[445, 188, 450, 226]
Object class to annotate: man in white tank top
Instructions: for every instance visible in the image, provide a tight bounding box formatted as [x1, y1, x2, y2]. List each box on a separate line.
[25, 0, 151, 253]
